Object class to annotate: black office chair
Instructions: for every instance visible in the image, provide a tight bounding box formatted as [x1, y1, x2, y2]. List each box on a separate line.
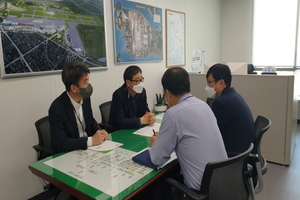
[99, 101, 116, 132]
[249, 115, 271, 194]
[30, 116, 61, 200]
[253, 115, 271, 174]
[206, 97, 215, 108]
[166, 143, 255, 200]
[247, 64, 257, 74]
[33, 116, 53, 161]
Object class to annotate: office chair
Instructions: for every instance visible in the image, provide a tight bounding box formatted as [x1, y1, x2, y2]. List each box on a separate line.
[33, 116, 53, 161]
[30, 116, 61, 200]
[249, 115, 271, 194]
[247, 64, 257, 74]
[99, 101, 116, 132]
[253, 115, 271, 174]
[166, 143, 255, 200]
[206, 97, 215, 108]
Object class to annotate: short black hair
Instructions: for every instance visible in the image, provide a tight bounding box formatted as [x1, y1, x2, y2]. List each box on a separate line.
[161, 67, 190, 96]
[206, 63, 232, 87]
[123, 65, 142, 82]
[61, 61, 90, 91]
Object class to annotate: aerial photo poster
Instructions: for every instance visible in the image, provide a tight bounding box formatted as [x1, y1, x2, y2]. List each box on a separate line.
[0, 0, 107, 78]
[113, 0, 163, 63]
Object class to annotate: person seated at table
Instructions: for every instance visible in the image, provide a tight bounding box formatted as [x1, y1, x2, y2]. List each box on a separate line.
[49, 61, 108, 154]
[205, 63, 255, 153]
[108, 65, 155, 131]
[149, 67, 227, 200]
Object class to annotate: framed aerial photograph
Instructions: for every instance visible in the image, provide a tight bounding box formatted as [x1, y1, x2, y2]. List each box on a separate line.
[113, 0, 163, 63]
[0, 0, 107, 78]
[166, 9, 185, 67]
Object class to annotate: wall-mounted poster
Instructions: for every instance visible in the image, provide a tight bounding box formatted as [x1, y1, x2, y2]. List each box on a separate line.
[113, 0, 163, 63]
[0, 0, 107, 78]
[166, 9, 185, 67]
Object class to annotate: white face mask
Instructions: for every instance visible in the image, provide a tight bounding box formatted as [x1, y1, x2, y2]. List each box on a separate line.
[132, 82, 144, 93]
[205, 85, 216, 98]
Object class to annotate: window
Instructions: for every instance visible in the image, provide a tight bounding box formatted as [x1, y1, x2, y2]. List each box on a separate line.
[252, 0, 298, 68]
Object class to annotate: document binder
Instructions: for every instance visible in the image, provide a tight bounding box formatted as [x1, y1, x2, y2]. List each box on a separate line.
[132, 148, 177, 170]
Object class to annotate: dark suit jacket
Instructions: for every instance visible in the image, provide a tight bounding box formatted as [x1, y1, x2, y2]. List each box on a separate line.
[212, 87, 255, 153]
[108, 84, 150, 130]
[49, 91, 100, 154]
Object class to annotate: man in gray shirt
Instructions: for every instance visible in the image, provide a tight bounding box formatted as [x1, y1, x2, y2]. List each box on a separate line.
[149, 67, 227, 199]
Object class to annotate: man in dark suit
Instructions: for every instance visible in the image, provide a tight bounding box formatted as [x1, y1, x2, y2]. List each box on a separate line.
[49, 61, 108, 154]
[205, 63, 255, 153]
[108, 65, 155, 131]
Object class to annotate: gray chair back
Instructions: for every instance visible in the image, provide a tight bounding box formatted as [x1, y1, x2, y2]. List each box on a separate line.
[200, 143, 254, 200]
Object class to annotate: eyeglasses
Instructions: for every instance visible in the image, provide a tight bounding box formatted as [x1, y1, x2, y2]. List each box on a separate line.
[206, 80, 216, 85]
[131, 77, 144, 84]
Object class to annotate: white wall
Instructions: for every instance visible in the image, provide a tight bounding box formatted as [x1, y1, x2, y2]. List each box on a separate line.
[221, 0, 253, 63]
[0, 0, 223, 199]
[185, 0, 222, 66]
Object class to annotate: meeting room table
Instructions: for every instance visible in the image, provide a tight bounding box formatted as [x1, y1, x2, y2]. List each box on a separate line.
[29, 118, 178, 200]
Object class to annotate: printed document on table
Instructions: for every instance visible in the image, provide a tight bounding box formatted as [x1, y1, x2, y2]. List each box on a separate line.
[45, 148, 153, 197]
[88, 140, 123, 151]
[133, 123, 161, 137]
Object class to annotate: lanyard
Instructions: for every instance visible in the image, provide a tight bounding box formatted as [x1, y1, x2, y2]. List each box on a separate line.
[182, 95, 193, 102]
[72, 105, 85, 134]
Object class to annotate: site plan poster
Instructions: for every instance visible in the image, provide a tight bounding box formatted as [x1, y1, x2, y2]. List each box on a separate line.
[113, 0, 163, 63]
[0, 0, 107, 78]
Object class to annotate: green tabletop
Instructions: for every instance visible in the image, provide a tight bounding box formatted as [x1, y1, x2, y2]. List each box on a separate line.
[29, 124, 173, 200]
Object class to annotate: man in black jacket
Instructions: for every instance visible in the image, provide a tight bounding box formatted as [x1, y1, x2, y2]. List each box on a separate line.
[205, 63, 255, 153]
[49, 61, 108, 154]
[108, 65, 155, 131]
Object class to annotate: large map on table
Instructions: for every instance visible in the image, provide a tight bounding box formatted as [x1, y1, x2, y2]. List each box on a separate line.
[0, 0, 106, 78]
[44, 148, 153, 197]
[113, 0, 162, 63]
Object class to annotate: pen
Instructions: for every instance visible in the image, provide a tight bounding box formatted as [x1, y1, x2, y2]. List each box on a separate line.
[152, 129, 156, 135]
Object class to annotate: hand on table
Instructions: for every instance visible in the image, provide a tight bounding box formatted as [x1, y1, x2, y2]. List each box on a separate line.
[92, 129, 109, 146]
[140, 112, 156, 125]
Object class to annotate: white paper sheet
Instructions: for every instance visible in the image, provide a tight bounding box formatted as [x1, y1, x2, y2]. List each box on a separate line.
[133, 123, 161, 137]
[88, 140, 123, 151]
